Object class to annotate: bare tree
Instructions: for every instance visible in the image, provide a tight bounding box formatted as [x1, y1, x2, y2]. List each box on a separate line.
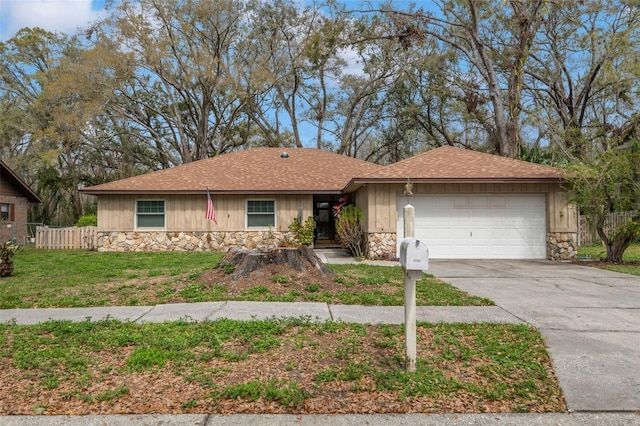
[417, 0, 546, 158]
[104, 0, 252, 165]
[526, 0, 640, 159]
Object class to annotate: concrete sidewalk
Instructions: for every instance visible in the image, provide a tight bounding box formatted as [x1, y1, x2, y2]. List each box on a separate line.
[0, 301, 522, 325]
[2, 412, 639, 425]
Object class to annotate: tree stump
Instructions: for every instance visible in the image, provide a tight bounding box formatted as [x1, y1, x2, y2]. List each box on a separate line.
[219, 247, 334, 281]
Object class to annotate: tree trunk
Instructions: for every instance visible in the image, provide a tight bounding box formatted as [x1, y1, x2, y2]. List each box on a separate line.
[219, 247, 334, 281]
[606, 233, 634, 263]
[597, 213, 640, 262]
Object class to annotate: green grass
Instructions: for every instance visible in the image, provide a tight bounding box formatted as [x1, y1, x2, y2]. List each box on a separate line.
[0, 247, 222, 309]
[0, 248, 491, 308]
[0, 318, 565, 413]
[325, 264, 493, 306]
[215, 380, 309, 407]
[578, 243, 640, 275]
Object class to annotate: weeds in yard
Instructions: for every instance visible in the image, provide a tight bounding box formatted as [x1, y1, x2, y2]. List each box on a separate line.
[272, 275, 289, 284]
[95, 386, 130, 402]
[0, 318, 565, 415]
[214, 380, 309, 407]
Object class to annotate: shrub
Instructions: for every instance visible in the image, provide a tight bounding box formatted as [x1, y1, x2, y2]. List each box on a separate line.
[0, 241, 21, 277]
[76, 215, 97, 227]
[289, 216, 316, 247]
[335, 205, 365, 258]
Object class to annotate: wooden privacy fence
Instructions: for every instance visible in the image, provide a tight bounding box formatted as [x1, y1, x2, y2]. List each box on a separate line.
[35, 226, 98, 250]
[578, 211, 638, 246]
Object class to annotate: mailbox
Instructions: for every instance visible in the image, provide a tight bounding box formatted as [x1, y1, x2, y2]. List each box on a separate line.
[399, 237, 429, 272]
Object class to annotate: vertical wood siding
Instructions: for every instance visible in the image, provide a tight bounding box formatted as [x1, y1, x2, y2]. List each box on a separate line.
[0, 179, 26, 197]
[361, 184, 397, 233]
[97, 194, 313, 232]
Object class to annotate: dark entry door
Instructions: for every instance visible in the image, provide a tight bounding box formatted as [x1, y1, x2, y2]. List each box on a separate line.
[314, 198, 336, 244]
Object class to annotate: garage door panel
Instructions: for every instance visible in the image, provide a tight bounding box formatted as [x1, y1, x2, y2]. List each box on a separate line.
[398, 194, 546, 259]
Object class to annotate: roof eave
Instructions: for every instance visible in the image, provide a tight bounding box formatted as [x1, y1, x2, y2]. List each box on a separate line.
[79, 189, 344, 196]
[343, 177, 565, 192]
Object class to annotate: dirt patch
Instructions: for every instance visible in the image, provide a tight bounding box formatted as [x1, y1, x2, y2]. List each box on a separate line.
[199, 262, 338, 295]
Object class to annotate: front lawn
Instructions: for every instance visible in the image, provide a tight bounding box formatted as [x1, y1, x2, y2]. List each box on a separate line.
[0, 317, 565, 415]
[0, 248, 492, 308]
[0, 249, 568, 416]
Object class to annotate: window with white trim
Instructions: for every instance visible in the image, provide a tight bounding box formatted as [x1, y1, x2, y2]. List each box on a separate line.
[136, 200, 165, 228]
[246, 200, 275, 228]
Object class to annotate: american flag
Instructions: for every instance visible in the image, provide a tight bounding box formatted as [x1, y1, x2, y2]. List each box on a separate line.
[205, 188, 217, 223]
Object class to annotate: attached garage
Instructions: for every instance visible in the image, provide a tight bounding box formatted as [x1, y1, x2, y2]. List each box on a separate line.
[396, 194, 547, 259]
[346, 146, 578, 261]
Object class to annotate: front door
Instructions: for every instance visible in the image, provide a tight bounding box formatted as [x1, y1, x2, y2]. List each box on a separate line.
[314, 197, 336, 245]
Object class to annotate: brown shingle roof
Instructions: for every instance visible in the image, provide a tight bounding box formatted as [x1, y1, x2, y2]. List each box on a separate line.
[344, 146, 564, 191]
[82, 148, 384, 195]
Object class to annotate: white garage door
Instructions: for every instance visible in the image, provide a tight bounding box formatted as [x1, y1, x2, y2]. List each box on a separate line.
[397, 194, 547, 259]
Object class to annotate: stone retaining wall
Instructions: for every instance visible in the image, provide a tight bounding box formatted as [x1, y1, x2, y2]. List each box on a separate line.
[547, 232, 578, 260]
[97, 231, 292, 252]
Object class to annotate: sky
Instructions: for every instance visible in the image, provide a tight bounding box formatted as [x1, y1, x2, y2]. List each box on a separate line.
[0, 0, 396, 146]
[0, 0, 107, 41]
[0, 0, 430, 42]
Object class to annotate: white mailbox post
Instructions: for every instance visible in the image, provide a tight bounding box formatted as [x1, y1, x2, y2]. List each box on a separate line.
[399, 237, 429, 373]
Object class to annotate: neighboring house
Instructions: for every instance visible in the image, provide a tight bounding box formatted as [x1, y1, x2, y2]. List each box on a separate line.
[81, 146, 577, 260]
[0, 160, 42, 244]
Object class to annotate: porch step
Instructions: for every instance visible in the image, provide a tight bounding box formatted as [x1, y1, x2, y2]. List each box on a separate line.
[313, 243, 343, 250]
[313, 247, 353, 263]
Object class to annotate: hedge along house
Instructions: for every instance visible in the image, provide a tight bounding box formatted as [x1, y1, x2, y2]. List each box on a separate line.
[0, 160, 42, 244]
[81, 146, 577, 260]
[345, 146, 577, 260]
[80, 148, 383, 252]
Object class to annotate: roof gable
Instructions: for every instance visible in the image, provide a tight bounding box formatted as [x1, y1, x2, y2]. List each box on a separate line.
[0, 161, 41, 203]
[348, 146, 564, 187]
[82, 148, 384, 194]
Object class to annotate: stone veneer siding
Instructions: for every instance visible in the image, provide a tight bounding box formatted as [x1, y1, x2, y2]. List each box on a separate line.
[366, 232, 397, 260]
[367, 231, 578, 261]
[547, 232, 578, 261]
[97, 231, 294, 252]
[98, 230, 578, 261]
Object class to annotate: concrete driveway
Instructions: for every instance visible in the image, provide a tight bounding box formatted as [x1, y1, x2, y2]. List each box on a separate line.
[428, 259, 640, 413]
